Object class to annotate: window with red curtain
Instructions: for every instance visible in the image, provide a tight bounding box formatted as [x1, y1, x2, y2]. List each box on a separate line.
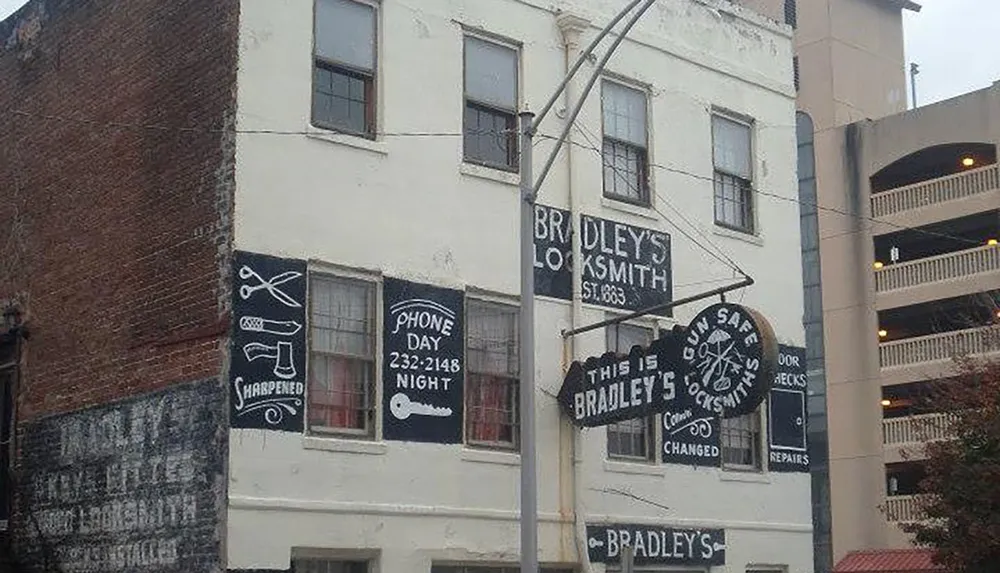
[308, 275, 376, 436]
[465, 300, 519, 448]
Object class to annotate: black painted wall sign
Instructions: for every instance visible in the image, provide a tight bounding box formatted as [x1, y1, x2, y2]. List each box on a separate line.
[230, 250, 307, 432]
[557, 331, 684, 428]
[534, 203, 572, 301]
[580, 214, 672, 314]
[680, 303, 778, 419]
[769, 344, 810, 472]
[586, 524, 726, 566]
[661, 390, 721, 467]
[382, 277, 465, 443]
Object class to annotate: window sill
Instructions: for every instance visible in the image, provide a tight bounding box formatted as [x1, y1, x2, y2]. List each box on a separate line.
[604, 459, 666, 476]
[601, 197, 659, 221]
[719, 469, 770, 483]
[461, 447, 521, 466]
[460, 162, 520, 186]
[302, 435, 388, 456]
[713, 224, 764, 246]
[305, 126, 389, 156]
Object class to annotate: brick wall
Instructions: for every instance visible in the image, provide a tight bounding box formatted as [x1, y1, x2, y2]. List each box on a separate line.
[0, 0, 239, 420]
[14, 378, 226, 572]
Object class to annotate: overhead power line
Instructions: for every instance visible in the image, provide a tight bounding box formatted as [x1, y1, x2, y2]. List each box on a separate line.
[5, 108, 987, 248]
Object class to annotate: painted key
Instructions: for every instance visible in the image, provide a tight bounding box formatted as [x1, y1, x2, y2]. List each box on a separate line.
[389, 392, 453, 420]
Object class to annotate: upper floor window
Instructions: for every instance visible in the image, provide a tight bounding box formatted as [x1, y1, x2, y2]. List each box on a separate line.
[295, 560, 369, 573]
[784, 0, 797, 29]
[606, 322, 656, 462]
[307, 274, 377, 437]
[312, 0, 377, 136]
[712, 113, 755, 233]
[465, 300, 520, 449]
[464, 36, 519, 170]
[602, 80, 650, 205]
[721, 408, 763, 471]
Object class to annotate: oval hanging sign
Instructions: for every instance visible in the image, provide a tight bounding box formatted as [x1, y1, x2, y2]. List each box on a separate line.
[680, 303, 778, 419]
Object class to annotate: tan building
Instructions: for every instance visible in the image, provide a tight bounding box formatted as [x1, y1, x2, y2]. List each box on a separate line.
[741, 0, 997, 572]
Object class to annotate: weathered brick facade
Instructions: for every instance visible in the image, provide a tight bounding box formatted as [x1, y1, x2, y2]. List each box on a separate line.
[0, 0, 239, 570]
[0, 0, 238, 420]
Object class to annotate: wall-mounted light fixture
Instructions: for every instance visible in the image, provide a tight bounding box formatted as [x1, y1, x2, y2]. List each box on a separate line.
[878, 329, 888, 338]
[961, 156, 976, 167]
[873, 261, 884, 269]
[988, 239, 998, 246]
[880, 399, 892, 407]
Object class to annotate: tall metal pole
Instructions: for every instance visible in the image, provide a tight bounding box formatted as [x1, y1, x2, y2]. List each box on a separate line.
[518, 110, 538, 573]
[910, 62, 919, 109]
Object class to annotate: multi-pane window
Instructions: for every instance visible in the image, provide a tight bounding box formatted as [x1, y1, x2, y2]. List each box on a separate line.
[308, 275, 377, 436]
[602, 81, 650, 204]
[464, 36, 519, 170]
[721, 408, 763, 470]
[712, 114, 755, 233]
[312, 0, 377, 136]
[606, 323, 656, 461]
[295, 560, 368, 573]
[466, 300, 520, 449]
[433, 567, 573, 573]
[784, 0, 797, 28]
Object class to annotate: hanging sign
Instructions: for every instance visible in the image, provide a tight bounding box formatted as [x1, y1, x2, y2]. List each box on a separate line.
[680, 302, 778, 419]
[557, 331, 684, 428]
[661, 393, 721, 467]
[586, 524, 726, 566]
[558, 303, 777, 427]
[768, 344, 809, 472]
[534, 204, 572, 301]
[580, 214, 672, 313]
[230, 251, 307, 432]
[382, 278, 465, 443]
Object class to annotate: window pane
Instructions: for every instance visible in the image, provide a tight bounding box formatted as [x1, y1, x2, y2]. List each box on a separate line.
[602, 81, 647, 147]
[312, 66, 370, 133]
[466, 301, 520, 447]
[606, 323, 653, 353]
[465, 36, 517, 110]
[712, 115, 752, 179]
[464, 103, 517, 168]
[315, 0, 376, 71]
[467, 301, 518, 375]
[714, 172, 753, 232]
[606, 323, 655, 460]
[721, 410, 761, 468]
[308, 275, 375, 433]
[602, 139, 647, 203]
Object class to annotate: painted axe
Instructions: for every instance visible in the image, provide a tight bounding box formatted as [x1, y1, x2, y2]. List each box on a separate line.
[243, 341, 296, 380]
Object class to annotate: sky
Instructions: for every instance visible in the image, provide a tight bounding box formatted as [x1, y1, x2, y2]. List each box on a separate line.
[0, 0, 997, 107]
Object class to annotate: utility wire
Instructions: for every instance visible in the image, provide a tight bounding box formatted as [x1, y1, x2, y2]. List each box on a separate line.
[539, 134, 986, 248]
[7, 108, 989, 248]
[565, 122, 748, 278]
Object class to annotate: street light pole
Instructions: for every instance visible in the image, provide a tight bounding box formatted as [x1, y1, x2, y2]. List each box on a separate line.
[518, 109, 538, 573]
[518, 3, 660, 573]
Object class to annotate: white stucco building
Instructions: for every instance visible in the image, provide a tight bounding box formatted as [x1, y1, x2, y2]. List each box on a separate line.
[227, 0, 810, 572]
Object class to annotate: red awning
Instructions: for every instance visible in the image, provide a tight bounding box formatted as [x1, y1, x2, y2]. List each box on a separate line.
[834, 549, 944, 573]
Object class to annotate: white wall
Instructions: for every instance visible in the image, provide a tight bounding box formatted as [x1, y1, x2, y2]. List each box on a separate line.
[231, 0, 809, 571]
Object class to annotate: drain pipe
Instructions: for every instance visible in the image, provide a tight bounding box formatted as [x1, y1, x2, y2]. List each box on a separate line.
[555, 11, 592, 573]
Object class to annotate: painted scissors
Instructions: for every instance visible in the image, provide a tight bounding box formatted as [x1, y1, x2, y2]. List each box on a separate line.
[239, 266, 302, 308]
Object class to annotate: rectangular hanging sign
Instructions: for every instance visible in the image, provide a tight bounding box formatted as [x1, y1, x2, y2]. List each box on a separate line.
[586, 523, 726, 566]
[580, 214, 672, 314]
[531, 206, 672, 314]
[382, 277, 465, 443]
[768, 344, 810, 472]
[230, 250, 308, 432]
